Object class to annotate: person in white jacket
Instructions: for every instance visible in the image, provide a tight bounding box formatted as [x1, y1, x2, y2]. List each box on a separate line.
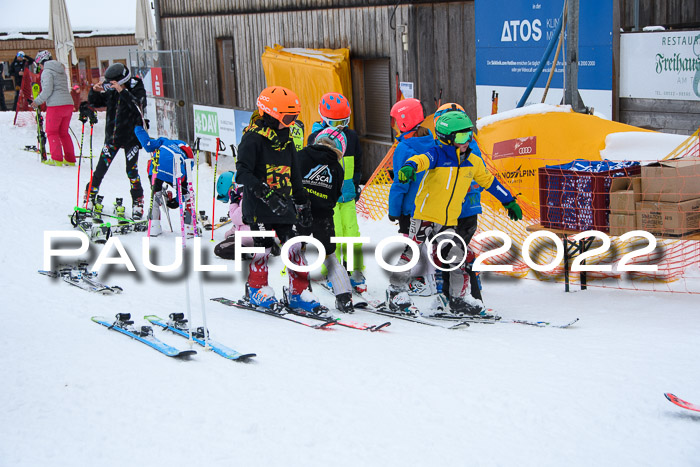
[31, 50, 76, 166]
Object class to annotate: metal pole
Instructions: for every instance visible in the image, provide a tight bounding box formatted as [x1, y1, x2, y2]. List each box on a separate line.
[153, 0, 164, 51]
[564, 0, 584, 112]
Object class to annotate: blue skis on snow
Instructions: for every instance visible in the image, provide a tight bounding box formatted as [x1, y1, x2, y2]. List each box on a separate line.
[144, 314, 256, 361]
[92, 314, 197, 358]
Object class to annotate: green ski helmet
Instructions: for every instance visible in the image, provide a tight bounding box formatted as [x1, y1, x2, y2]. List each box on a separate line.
[434, 111, 474, 145]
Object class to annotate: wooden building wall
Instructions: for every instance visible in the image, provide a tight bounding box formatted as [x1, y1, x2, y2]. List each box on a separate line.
[619, 0, 699, 30]
[158, 1, 476, 173]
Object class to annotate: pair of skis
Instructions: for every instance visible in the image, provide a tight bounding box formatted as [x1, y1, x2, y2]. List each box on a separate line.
[92, 313, 255, 361]
[314, 281, 469, 330]
[38, 265, 122, 294]
[211, 296, 391, 332]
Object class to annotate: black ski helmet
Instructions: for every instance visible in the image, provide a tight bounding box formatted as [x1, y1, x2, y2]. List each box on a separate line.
[104, 63, 131, 85]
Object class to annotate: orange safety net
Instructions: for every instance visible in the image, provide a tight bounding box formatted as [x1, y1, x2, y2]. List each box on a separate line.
[356, 122, 700, 293]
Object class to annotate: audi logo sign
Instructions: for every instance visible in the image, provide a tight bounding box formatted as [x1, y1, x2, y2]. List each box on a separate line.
[492, 136, 537, 160]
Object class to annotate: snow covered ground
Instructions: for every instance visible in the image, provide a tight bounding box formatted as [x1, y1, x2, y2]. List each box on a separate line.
[2, 112, 700, 467]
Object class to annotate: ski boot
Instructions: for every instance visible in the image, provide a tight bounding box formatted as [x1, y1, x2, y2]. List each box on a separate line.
[408, 275, 437, 296]
[287, 289, 327, 316]
[386, 285, 418, 316]
[446, 296, 495, 318]
[132, 196, 145, 220]
[93, 195, 105, 221]
[83, 186, 98, 211]
[114, 198, 127, 220]
[246, 283, 279, 309]
[149, 220, 163, 237]
[335, 292, 354, 314]
[350, 270, 367, 294]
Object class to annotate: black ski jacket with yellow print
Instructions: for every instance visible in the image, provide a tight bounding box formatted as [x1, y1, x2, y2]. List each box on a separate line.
[236, 118, 308, 225]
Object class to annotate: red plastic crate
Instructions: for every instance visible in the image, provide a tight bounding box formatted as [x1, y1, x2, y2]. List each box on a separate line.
[539, 163, 641, 232]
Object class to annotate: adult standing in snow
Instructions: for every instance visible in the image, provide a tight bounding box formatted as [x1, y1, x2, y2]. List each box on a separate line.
[86, 63, 147, 219]
[235, 86, 317, 312]
[387, 110, 523, 317]
[30, 50, 76, 166]
[10, 51, 31, 111]
[307, 92, 367, 293]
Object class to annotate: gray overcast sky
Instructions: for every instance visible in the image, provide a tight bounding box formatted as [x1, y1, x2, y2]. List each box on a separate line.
[1, 0, 140, 32]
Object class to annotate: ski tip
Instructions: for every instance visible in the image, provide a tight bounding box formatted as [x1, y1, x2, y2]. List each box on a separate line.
[233, 353, 257, 362]
[371, 322, 392, 332]
[175, 350, 198, 359]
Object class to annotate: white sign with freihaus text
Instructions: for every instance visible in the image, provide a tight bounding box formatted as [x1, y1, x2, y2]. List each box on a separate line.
[620, 31, 700, 101]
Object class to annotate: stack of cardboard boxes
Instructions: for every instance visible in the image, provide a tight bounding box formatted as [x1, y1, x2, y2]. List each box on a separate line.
[609, 160, 700, 237]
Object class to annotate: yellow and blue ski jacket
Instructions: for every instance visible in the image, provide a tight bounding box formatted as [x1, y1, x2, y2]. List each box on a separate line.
[405, 142, 513, 226]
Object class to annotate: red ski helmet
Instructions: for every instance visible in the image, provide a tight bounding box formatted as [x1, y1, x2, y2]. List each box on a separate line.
[318, 92, 351, 127]
[256, 86, 301, 127]
[390, 98, 424, 133]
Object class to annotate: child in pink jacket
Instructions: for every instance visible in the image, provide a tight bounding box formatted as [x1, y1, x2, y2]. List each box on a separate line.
[214, 171, 253, 259]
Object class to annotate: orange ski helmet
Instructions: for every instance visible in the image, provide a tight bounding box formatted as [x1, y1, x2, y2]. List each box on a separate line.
[390, 98, 424, 132]
[256, 86, 301, 127]
[433, 102, 466, 125]
[318, 92, 351, 127]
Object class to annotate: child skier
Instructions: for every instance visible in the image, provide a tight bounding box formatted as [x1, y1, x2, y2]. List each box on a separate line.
[213, 171, 254, 260]
[133, 126, 195, 237]
[388, 110, 523, 317]
[235, 86, 317, 313]
[86, 63, 147, 219]
[307, 92, 366, 293]
[297, 127, 355, 313]
[387, 98, 439, 297]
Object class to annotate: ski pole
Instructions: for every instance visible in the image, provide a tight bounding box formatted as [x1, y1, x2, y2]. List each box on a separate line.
[147, 149, 160, 237]
[85, 121, 95, 209]
[198, 272, 209, 350]
[175, 161, 194, 347]
[76, 120, 85, 207]
[211, 138, 224, 242]
[194, 137, 201, 215]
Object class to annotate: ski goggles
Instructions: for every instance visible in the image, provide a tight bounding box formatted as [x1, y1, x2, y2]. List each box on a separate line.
[453, 130, 473, 145]
[102, 81, 114, 91]
[281, 113, 299, 126]
[325, 117, 350, 128]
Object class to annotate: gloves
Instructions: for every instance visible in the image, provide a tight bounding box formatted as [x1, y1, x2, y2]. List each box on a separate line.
[503, 200, 523, 221]
[388, 214, 399, 222]
[256, 183, 288, 216]
[165, 190, 179, 209]
[296, 201, 313, 228]
[355, 185, 362, 202]
[79, 102, 98, 125]
[398, 164, 416, 183]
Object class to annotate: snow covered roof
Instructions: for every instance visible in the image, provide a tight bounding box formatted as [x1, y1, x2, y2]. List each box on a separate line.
[0, 28, 135, 41]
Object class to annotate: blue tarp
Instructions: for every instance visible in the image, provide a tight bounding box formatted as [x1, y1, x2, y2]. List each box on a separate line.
[545, 159, 640, 173]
